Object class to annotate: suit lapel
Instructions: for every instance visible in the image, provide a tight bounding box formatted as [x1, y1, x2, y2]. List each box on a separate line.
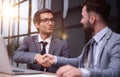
[96, 28, 112, 66]
[49, 38, 57, 54]
[33, 36, 58, 54]
[33, 35, 42, 53]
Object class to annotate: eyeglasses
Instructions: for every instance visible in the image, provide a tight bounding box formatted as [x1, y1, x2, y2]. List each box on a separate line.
[40, 18, 55, 23]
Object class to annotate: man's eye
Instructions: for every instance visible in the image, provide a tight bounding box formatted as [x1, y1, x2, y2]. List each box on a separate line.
[40, 18, 55, 23]
[42, 19, 48, 22]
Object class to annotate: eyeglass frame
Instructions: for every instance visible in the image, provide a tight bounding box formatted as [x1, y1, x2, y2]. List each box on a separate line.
[40, 18, 55, 23]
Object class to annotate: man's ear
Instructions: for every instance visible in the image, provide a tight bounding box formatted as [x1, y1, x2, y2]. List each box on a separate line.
[35, 23, 39, 28]
[90, 15, 96, 24]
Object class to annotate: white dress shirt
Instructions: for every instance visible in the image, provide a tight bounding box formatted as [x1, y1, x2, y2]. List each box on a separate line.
[38, 34, 52, 72]
[38, 34, 52, 54]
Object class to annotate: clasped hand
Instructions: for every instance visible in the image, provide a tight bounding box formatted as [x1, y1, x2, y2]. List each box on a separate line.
[34, 54, 55, 67]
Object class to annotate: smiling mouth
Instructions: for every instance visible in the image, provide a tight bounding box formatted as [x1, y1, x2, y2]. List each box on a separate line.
[50, 27, 54, 29]
[49, 28, 54, 30]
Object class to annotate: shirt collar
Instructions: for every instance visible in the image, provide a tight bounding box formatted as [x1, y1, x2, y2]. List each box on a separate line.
[38, 34, 52, 44]
[93, 27, 108, 43]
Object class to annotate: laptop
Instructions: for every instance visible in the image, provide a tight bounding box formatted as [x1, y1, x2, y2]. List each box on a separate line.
[0, 36, 43, 75]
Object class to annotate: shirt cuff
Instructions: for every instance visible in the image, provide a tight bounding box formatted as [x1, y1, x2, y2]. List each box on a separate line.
[54, 56, 57, 64]
[80, 68, 90, 77]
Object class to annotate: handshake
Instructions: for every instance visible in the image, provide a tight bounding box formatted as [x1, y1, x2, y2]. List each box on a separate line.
[34, 54, 55, 68]
[34, 54, 83, 77]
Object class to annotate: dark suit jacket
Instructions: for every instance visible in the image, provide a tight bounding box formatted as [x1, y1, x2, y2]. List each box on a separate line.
[13, 35, 70, 73]
[55, 28, 120, 77]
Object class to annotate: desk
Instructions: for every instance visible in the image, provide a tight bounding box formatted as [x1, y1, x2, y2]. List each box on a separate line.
[0, 72, 57, 77]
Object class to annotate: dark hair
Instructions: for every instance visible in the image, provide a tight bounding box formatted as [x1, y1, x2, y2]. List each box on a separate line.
[83, 0, 111, 22]
[33, 8, 54, 24]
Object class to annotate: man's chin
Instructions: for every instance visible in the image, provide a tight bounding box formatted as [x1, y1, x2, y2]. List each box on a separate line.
[82, 26, 88, 31]
[47, 31, 53, 34]
[49, 30, 54, 33]
[83, 27, 93, 33]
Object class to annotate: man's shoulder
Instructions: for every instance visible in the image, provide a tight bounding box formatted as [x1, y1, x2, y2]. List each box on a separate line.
[106, 31, 120, 46]
[106, 28, 120, 40]
[23, 35, 38, 41]
[111, 31, 120, 40]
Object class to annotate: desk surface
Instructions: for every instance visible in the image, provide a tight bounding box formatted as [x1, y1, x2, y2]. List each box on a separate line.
[0, 72, 57, 77]
[0, 67, 57, 77]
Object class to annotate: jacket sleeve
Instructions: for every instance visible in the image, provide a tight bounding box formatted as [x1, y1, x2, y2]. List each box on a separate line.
[13, 36, 36, 63]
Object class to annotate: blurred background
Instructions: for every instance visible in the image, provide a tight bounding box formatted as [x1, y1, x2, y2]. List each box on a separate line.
[0, 0, 120, 68]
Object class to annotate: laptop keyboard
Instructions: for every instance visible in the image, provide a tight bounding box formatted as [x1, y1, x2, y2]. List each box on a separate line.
[12, 69, 24, 72]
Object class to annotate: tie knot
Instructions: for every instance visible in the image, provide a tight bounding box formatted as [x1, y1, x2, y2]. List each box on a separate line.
[88, 38, 97, 46]
[91, 38, 96, 44]
[41, 41, 48, 47]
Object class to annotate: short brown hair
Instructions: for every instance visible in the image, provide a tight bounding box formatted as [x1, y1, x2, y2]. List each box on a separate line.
[33, 8, 54, 24]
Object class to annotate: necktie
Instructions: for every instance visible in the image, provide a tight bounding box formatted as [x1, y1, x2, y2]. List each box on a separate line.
[84, 38, 96, 68]
[41, 41, 48, 55]
[88, 38, 97, 68]
[40, 41, 48, 71]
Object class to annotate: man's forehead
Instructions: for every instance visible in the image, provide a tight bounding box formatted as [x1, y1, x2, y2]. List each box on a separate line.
[40, 13, 53, 18]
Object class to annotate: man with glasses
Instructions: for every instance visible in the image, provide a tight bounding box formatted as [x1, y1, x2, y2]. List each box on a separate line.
[13, 8, 70, 73]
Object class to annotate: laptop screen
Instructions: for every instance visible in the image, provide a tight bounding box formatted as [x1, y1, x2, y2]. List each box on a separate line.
[0, 36, 43, 75]
[0, 36, 13, 74]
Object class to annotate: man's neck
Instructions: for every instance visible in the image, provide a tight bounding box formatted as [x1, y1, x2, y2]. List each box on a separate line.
[92, 23, 107, 36]
[40, 33, 51, 40]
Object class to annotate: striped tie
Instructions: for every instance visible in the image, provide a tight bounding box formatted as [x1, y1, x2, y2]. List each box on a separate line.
[88, 38, 96, 68]
[83, 38, 97, 68]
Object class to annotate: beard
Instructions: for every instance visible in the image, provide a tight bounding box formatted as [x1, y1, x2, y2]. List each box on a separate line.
[82, 21, 94, 34]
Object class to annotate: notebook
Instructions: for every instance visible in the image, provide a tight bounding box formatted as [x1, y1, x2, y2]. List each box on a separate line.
[0, 36, 43, 75]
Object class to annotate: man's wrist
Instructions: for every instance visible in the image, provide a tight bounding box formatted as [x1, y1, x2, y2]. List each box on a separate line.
[54, 56, 57, 64]
[34, 54, 42, 64]
[80, 68, 90, 77]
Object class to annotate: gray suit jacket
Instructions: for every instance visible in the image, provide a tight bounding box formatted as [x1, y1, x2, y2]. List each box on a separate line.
[13, 35, 70, 73]
[55, 28, 120, 77]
